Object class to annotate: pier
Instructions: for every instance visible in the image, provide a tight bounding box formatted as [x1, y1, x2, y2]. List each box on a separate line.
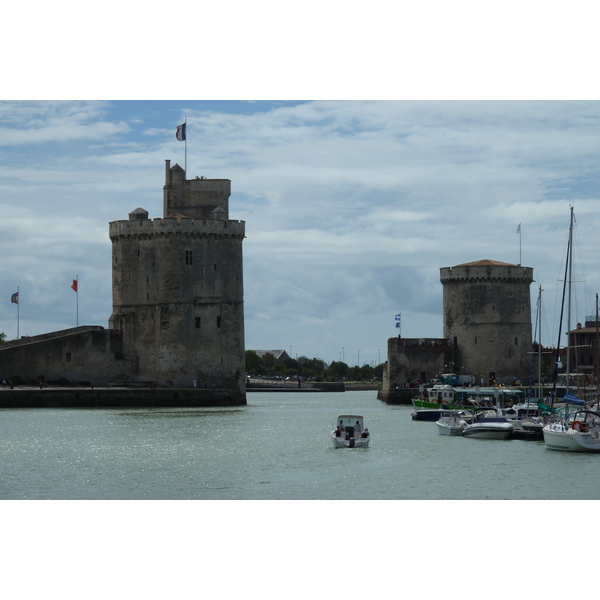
[0, 386, 246, 408]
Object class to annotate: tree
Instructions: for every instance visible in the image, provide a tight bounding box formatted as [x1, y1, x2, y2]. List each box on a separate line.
[328, 361, 349, 380]
[245, 350, 263, 374]
[0, 332, 5, 344]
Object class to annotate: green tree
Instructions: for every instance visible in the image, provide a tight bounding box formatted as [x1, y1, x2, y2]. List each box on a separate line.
[262, 352, 277, 370]
[327, 361, 349, 380]
[245, 350, 263, 374]
[0, 332, 6, 344]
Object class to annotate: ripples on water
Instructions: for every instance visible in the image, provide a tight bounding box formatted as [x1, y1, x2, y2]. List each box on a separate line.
[1, 391, 599, 500]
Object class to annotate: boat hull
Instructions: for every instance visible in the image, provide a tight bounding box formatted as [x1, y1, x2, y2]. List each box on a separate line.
[463, 419, 513, 439]
[436, 423, 464, 436]
[543, 427, 600, 452]
[331, 433, 370, 448]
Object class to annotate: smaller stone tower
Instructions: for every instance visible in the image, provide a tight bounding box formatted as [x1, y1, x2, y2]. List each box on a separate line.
[108, 161, 246, 400]
[440, 259, 533, 385]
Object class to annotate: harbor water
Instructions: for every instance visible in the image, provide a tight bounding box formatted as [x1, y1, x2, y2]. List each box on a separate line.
[2, 390, 600, 500]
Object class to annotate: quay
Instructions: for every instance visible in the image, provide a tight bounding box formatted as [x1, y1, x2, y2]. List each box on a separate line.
[0, 386, 245, 408]
[246, 380, 345, 393]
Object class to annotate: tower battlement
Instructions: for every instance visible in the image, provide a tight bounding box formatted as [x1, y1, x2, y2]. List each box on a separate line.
[109, 216, 245, 241]
[440, 262, 533, 284]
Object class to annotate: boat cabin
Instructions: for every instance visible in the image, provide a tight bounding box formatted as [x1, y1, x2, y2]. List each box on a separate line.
[336, 414, 365, 437]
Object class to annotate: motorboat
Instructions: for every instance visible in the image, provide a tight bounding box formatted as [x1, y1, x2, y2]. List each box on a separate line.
[435, 411, 468, 436]
[543, 410, 600, 452]
[331, 414, 370, 448]
[462, 416, 514, 439]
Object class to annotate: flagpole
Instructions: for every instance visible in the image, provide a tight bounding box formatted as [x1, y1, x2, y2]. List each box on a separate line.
[184, 116, 187, 175]
[76, 275, 79, 329]
[17, 286, 19, 339]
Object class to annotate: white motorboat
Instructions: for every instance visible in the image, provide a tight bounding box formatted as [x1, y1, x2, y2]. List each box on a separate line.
[331, 414, 370, 448]
[462, 416, 514, 439]
[435, 411, 468, 436]
[543, 409, 600, 452]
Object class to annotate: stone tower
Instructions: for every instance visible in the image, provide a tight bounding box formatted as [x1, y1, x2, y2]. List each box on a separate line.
[440, 259, 533, 385]
[108, 160, 246, 400]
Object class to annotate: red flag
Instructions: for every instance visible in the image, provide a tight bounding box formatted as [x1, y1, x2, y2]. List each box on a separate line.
[71, 279, 78, 292]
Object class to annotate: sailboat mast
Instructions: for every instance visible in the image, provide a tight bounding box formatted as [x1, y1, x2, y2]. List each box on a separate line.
[550, 207, 573, 411]
[594, 294, 600, 409]
[566, 205, 574, 396]
[538, 285, 543, 399]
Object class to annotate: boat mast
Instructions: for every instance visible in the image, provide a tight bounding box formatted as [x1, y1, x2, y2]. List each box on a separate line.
[594, 294, 600, 410]
[538, 285, 543, 399]
[566, 206, 574, 396]
[550, 206, 573, 411]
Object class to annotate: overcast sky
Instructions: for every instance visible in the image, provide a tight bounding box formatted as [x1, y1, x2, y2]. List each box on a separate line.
[2, 99, 600, 366]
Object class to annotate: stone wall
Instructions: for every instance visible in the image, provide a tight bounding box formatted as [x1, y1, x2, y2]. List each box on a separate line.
[0, 327, 125, 385]
[378, 336, 455, 403]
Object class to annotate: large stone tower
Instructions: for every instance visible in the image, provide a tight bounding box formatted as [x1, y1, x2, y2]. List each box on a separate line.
[108, 160, 246, 400]
[440, 259, 533, 385]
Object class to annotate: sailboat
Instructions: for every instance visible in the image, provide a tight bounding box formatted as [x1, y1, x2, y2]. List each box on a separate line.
[542, 207, 600, 452]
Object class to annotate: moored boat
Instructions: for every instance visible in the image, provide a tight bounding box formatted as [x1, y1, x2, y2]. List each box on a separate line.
[462, 416, 514, 439]
[331, 414, 370, 448]
[543, 409, 600, 452]
[435, 411, 468, 436]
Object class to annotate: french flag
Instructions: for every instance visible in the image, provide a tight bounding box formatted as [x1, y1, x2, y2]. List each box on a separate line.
[176, 123, 186, 141]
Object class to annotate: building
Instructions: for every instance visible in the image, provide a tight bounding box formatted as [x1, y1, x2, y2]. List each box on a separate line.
[0, 161, 247, 404]
[568, 317, 600, 385]
[378, 259, 534, 403]
[441, 260, 533, 385]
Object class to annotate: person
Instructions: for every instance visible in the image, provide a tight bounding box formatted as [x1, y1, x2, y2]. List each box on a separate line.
[362, 428, 369, 438]
[334, 426, 342, 437]
[193, 379, 197, 388]
[354, 420, 362, 436]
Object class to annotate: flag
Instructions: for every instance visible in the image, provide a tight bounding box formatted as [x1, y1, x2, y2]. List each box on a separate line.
[516, 223, 521, 234]
[11, 292, 18, 304]
[71, 279, 78, 293]
[176, 123, 186, 141]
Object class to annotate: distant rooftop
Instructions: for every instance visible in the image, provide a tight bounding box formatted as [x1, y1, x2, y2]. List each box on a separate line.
[454, 259, 518, 267]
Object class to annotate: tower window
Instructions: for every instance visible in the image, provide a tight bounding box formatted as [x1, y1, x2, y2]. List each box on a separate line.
[195, 317, 201, 329]
[214, 263, 217, 271]
[515, 337, 518, 345]
[66, 352, 72, 363]
[137, 249, 140, 257]
[475, 336, 477, 345]
[185, 250, 193, 265]
[217, 316, 222, 328]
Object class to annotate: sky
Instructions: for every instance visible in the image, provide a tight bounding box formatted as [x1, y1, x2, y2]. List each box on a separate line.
[2, 99, 600, 366]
